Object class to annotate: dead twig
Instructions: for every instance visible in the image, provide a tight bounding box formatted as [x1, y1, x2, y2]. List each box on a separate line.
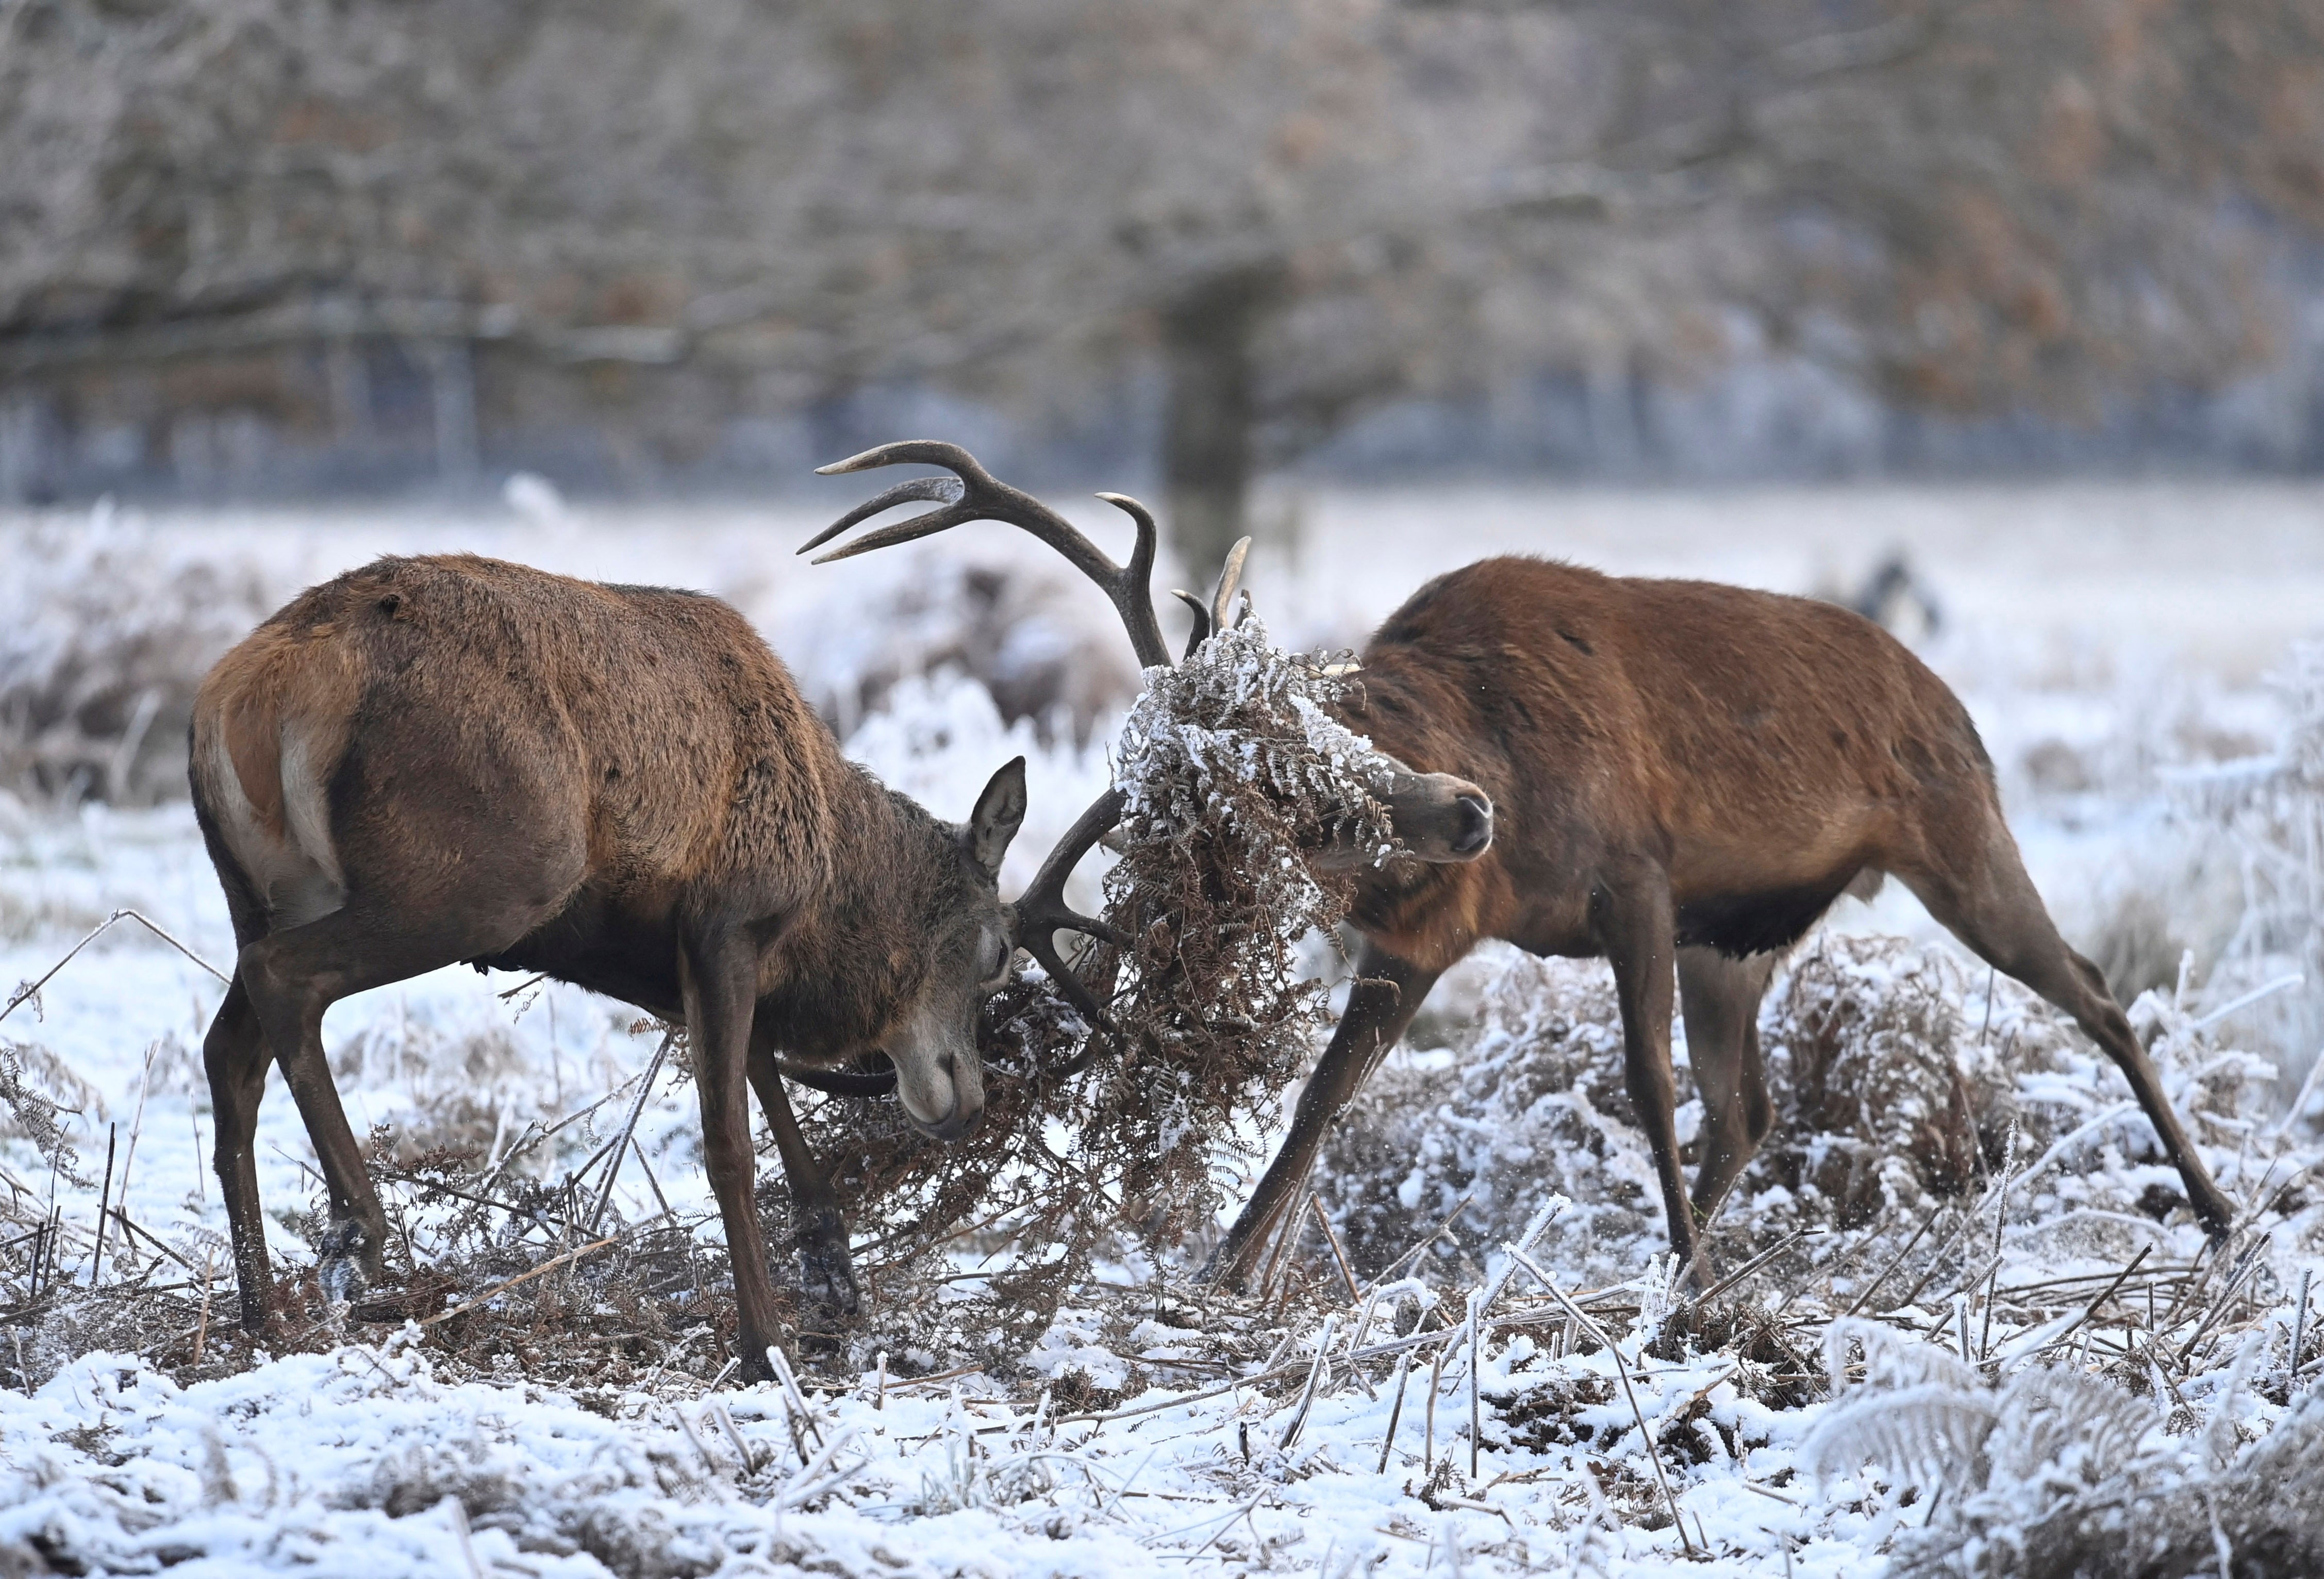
[1838, 1206, 1946, 1319]
[1312, 1195, 1362, 1305]
[588, 1033, 673, 1234]
[1277, 1314, 1338, 1452]
[0, 909, 231, 1029]
[88, 1123, 116, 1287]
[2024, 1245, 2153, 1363]
[110, 1206, 197, 1274]
[1696, 1226, 1817, 1307]
[1376, 1348, 1414, 1474]
[418, 1235, 620, 1327]
[190, 1254, 214, 1367]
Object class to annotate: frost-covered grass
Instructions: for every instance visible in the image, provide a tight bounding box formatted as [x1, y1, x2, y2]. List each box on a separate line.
[2, 480, 2322, 1576]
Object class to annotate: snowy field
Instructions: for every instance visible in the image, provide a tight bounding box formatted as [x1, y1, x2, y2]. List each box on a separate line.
[2, 476, 2322, 1576]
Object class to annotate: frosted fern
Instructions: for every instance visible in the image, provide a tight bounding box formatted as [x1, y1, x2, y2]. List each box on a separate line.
[1806, 1318, 2324, 1578]
[1084, 614, 1400, 1237]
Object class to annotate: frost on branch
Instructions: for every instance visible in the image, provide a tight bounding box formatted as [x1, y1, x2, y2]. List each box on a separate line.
[763, 616, 1409, 1362]
[1083, 614, 1399, 1239]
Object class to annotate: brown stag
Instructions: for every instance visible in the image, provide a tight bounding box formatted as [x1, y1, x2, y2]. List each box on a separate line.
[1203, 556, 2239, 1286]
[190, 454, 1488, 1377]
[814, 453, 2237, 1290]
[191, 556, 1038, 1375]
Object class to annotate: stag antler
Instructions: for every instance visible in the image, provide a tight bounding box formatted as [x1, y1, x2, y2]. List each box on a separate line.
[804, 441, 1171, 670]
[803, 440, 1191, 1025]
[1170, 537, 1253, 659]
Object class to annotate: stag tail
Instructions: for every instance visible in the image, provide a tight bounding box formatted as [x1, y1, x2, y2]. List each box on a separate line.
[190, 620, 362, 928]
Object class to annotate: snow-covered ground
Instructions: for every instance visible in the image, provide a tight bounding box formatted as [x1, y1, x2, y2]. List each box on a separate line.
[2, 477, 2321, 1576]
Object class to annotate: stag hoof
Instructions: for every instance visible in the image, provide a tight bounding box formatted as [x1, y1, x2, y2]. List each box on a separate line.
[2193, 1186, 2237, 1244]
[795, 1210, 860, 1318]
[316, 1218, 387, 1305]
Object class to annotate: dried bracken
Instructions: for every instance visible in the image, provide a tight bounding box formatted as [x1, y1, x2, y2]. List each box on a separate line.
[761, 617, 1402, 1361]
[0, 1039, 99, 1188]
[1315, 934, 2284, 1308]
[1086, 615, 1396, 1234]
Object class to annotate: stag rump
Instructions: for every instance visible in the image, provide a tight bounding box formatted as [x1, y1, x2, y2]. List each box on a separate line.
[191, 555, 1026, 1377]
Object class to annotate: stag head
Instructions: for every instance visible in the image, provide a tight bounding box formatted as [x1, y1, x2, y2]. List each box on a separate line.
[884, 755, 1026, 1138]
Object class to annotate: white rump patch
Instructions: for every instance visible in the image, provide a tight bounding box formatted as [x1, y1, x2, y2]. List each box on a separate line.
[278, 723, 347, 889]
[198, 724, 346, 930]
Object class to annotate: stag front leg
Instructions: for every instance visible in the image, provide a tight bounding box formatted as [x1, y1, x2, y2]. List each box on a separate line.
[1206, 947, 1441, 1288]
[682, 929, 786, 1381]
[1596, 868, 1702, 1284]
[745, 1044, 860, 1329]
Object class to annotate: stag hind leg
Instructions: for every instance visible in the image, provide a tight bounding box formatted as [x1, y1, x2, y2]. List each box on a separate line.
[204, 976, 277, 1329]
[745, 1045, 859, 1330]
[1678, 946, 1781, 1229]
[231, 891, 567, 1316]
[196, 821, 283, 1327]
[1897, 824, 2235, 1239]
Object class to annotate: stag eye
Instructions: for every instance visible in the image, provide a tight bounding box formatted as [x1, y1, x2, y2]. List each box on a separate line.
[975, 932, 1012, 992]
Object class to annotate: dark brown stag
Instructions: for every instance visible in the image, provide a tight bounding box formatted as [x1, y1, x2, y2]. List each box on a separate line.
[817, 449, 2237, 1286]
[192, 556, 1037, 1375]
[1201, 556, 2239, 1286]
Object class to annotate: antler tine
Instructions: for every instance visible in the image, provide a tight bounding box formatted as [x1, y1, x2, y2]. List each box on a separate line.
[1172, 589, 1212, 659]
[1170, 537, 1253, 659]
[1090, 492, 1168, 670]
[1208, 537, 1252, 635]
[796, 475, 964, 553]
[812, 438, 1003, 485]
[1010, 786, 1132, 1027]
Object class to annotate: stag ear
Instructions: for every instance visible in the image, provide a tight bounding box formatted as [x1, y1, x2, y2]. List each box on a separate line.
[965, 757, 1029, 880]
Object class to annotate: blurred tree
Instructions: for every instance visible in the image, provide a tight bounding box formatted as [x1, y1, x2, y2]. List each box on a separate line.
[1543, 0, 2324, 421]
[2, 0, 2320, 537]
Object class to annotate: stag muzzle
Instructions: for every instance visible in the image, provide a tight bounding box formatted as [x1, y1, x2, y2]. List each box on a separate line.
[1380, 768, 1494, 862]
[910, 1099, 981, 1143]
[891, 1021, 987, 1141]
[1310, 766, 1492, 869]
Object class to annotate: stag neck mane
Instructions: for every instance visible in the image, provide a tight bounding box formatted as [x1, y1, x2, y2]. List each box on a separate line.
[750, 767, 992, 1063]
[1322, 636, 1519, 970]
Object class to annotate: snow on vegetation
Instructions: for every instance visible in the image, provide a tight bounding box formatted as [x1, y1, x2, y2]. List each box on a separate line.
[2, 490, 2322, 1576]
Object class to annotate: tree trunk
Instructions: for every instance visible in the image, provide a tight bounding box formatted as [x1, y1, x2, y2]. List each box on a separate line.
[1162, 268, 1276, 582]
